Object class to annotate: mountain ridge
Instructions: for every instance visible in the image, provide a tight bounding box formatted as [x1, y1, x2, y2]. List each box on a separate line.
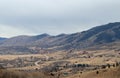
[0, 22, 120, 54]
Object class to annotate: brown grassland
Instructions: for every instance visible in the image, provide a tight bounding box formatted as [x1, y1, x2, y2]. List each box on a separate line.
[0, 49, 120, 78]
[0, 66, 120, 78]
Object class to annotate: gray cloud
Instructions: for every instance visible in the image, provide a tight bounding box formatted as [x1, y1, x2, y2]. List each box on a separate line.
[0, 0, 120, 37]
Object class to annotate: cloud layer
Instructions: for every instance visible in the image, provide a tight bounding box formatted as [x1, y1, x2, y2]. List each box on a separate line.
[0, 0, 120, 37]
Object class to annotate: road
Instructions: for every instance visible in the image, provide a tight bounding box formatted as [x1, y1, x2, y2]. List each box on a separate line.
[34, 54, 49, 67]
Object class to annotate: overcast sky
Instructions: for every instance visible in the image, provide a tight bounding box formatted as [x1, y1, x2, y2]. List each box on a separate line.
[0, 0, 120, 37]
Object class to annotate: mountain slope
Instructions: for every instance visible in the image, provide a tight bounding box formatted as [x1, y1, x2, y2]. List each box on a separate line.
[0, 34, 50, 46]
[0, 37, 6, 40]
[0, 22, 120, 53]
[39, 22, 120, 50]
[0, 37, 7, 43]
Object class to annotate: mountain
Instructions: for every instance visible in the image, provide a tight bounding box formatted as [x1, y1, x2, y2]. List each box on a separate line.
[0, 34, 50, 47]
[0, 22, 120, 54]
[33, 22, 120, 50]
[0, 37, 7, 42]
[0, 37, 6, 40]
[69, 22, 120, 49]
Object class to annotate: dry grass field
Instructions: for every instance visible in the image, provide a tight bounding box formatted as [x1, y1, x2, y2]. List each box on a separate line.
[0, 49, 120, 78]
[0, 69, 54, 78]
[0, 54, 44, 60]
[65, 66, 120, 78]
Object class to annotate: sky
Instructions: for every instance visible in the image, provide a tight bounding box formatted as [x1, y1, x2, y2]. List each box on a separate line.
[0, 0, 120, 37]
